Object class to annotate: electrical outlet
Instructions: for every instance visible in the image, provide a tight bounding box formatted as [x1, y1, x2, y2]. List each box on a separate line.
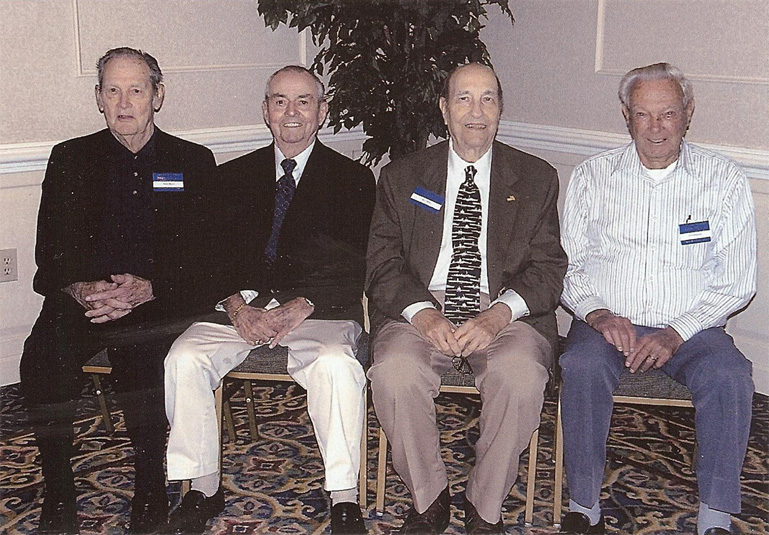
[0, 248, 18, 282]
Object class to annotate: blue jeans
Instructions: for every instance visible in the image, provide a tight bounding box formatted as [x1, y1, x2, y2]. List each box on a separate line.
[560, 320, 753, 513]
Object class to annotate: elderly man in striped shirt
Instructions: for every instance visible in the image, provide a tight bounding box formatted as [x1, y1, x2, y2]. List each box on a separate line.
[558, 63, 757, 535]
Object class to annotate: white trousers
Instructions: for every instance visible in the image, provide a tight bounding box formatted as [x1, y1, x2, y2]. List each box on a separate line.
[164, 319, 365, 491]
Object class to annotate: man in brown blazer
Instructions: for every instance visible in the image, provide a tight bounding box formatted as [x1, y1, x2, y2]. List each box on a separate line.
[366, 63, 567, 534]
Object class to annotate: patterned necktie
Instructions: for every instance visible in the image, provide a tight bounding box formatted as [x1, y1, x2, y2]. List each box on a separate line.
[444, 165, 482, 326]
[264, 158, 297, 265]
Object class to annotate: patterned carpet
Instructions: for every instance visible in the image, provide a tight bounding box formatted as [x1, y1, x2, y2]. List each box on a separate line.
[0, 378, 766, 535]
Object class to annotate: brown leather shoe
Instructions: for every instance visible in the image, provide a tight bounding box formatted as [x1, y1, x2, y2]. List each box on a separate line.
[463, 497, 503, 534]
[398, 486, 451, 534]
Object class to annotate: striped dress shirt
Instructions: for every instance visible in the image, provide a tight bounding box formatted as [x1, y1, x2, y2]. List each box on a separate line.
[561, 140, 757, 341]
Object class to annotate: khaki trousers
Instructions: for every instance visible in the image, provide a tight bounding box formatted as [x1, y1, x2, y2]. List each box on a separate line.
[368, 302, 551, 523]
[164, 319, 366, 492]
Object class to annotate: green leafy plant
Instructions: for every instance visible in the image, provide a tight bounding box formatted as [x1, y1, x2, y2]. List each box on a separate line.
[258, 0, 513, 166]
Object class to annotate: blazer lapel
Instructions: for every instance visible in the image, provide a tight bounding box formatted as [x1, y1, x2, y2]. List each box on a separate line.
[411, 145, 449, 283]
[486, 144, 521, 295]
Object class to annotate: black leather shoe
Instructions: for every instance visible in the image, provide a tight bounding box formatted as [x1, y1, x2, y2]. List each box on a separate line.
[129, 487, 169, 534]
[463, 496, 503, 534]
[702, 528, 732, 535]
[330, 502, 367, 534]
[162, 487, 225, 534]
[560, 512, 605, 534]
[39, 495, 79, 534]
[399, 486, 451, 534]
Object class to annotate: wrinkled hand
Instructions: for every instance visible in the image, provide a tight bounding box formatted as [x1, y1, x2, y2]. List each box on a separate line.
[586, 309, 637, 356]
[412, 308, 461, 357]
[454, 303, 511, 356]
[63, 280, 119, 310]
[231, 305, 277, 346]
[625, 327, 683, 373]
[261, 297, 314, 348]
[83, 273, 154, 323]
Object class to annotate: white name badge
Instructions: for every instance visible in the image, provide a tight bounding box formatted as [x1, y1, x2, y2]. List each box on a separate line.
[153, 172, 184, 191]
[679, 220, 711, 245]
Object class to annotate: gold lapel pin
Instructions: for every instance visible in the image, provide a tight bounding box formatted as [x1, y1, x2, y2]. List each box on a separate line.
[506, 195, 516, 202]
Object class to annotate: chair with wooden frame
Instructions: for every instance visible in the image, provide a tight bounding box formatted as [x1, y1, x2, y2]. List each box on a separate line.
[82, 321, 371, 507]
[374, 365, 542, 526]
[209, 333, 370, 507]
[552, 368, 694, 526]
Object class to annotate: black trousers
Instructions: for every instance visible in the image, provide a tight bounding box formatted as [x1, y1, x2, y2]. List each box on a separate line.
[19, 294, 180, 501]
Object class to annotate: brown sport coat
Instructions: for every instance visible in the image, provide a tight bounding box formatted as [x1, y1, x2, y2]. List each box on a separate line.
[365, 140, 567, 351]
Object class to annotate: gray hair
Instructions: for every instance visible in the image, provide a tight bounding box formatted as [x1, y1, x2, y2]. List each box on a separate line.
[264, 65, 325, 102]
[97, 47, 163, 93]
[618, 62, 693, 109]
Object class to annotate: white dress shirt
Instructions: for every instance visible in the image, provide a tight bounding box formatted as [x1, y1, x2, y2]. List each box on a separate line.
[561, 140, 757, 341]
[402, 141, 529, 323]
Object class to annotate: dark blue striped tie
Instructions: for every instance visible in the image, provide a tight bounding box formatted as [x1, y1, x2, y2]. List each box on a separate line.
[444, 165, 482, 326]
[264, 158, 296, 265]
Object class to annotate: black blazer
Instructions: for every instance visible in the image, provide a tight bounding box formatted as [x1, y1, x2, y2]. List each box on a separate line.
[33, 128, 218, 321]
[366, 140, 567, 350]
[214, 141, 376, 325]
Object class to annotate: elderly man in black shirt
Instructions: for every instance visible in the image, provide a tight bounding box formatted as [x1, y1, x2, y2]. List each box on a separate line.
[20, 47, 217, 534]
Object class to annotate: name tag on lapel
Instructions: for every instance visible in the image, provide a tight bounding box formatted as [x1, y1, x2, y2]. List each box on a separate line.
[679, 220, 711, 245]
[410, 186, 444, 214]
[153, 172, 184, 192]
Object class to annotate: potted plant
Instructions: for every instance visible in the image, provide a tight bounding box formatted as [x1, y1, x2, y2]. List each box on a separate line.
[258, 0, 514, 165]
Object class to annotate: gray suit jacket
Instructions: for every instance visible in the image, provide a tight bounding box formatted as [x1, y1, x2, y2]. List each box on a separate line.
[365, 140, 567, 350]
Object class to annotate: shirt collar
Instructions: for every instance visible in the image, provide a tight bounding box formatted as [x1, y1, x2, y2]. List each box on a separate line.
[448, 139, 492, 179]
[612, 139, 695, 181]
[273, 140, 316, 183]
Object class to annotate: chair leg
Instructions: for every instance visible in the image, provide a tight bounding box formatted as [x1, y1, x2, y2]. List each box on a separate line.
[359, 394, 368, 509]
[216, 382, 224, 473]
[524, 427, 539, 526]
[553, 391, 565, 527]
[375, 426, 388, 516]
[244, 380, 259, 441]
[90, 374, 114, 434]
[223, 398, 237, 442]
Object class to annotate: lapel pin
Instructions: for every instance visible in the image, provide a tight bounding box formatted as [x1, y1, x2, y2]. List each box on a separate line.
[506, 195, 516, 202]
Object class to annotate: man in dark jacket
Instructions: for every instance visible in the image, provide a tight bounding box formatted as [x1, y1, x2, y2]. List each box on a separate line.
[162, 66, 375, 534]
[20, 47, 217, 534]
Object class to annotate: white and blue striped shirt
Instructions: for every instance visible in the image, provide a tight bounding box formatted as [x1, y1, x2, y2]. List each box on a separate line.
[561, 140, 757, 341]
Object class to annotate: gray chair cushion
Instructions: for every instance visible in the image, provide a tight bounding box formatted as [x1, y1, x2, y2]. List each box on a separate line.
[614, 368, 692, 400]
[440, 368, 478, 388]
[230, 331, 370, 375]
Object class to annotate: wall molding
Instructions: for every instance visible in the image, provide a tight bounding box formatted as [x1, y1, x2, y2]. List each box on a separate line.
[72, 0, 309, 76]
[3, 121, 768, 183]
[594, 0, 769, 86]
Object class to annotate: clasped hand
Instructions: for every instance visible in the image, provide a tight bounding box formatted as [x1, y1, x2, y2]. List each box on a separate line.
[232, 297, 314, 349]
[586, 309, 683, 373]
[65, 273, 154, 323]
[412, 303, 511, 357]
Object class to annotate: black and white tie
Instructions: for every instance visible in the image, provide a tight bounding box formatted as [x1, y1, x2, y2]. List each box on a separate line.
[443, 165, 482, 326]
[264, 158, 296, 265]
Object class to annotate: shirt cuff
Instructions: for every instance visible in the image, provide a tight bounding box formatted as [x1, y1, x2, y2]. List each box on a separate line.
[491, 290, 530, 323]
[215, 290, 259, 312]
[667, 314, 703, 342]
[402, 301, 436, 324]
[573, 297, 610, 323]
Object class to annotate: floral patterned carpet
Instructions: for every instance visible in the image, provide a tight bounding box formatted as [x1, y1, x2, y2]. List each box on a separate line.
[0, 378, 766, 535]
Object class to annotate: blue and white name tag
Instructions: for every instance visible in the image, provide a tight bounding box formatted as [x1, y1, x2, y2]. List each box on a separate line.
[153, 172, 184, 192]
[679, 220, 711, 245]
[409, 186, 444, 214]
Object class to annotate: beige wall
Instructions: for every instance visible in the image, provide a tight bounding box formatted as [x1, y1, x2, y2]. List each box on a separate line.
[1, 0, 767, 392]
